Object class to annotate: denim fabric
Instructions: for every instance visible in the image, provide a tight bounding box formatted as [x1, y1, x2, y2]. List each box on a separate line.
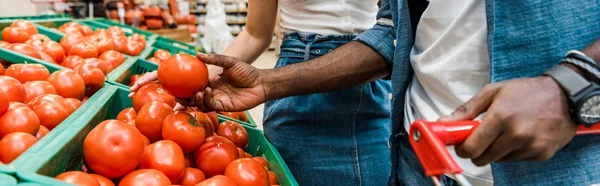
[263, 32, 393, 186]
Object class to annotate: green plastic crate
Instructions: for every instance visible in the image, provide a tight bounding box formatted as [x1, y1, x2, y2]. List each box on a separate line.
[0, 14, 70, 20]
[0, 173, 17, 186]
[16, 84, 297, 186]
[91, 18, 155, 38]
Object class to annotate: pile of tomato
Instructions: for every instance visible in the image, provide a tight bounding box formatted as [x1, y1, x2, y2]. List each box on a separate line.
[146, 49, 171, 64]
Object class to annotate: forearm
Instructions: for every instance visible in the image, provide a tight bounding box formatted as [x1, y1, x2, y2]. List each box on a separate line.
[263, 41, 390, 100]
[223, 30, 272, 64]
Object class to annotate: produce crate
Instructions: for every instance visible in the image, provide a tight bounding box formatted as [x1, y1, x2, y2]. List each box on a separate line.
[91, 18, 155, 38]
[16, 85, 297, 186]
[0, 173, 17, 186]
[0, 14, 70, 21]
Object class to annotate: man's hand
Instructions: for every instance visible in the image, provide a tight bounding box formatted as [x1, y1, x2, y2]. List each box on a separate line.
[439, 76, 578, 166]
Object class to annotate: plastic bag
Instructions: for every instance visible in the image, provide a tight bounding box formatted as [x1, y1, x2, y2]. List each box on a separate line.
[201, 0, 233, 54]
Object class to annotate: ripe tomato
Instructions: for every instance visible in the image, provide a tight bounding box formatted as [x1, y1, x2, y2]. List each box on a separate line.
[194, 136, 239, 177]
[124, 40, 144, 56]
[139, 140, 186, 183]
[69, 42, 99, 58]
[39, 51, 56, 63]
[235, 112, 249, 122]
[5, 64, 50, 83]
[178, 168, 205, 186]
[117, 107, 137, 122]
[188, 111, 213, 137]
[55, 171, 100, 186]
[129, 34, 146, 47]
[219, 112, 241, 121]
[66, 98, 82, 110]
[84, 120, 145, 178]
[99, 50, 126, 68]
[252, 157, 269, 170]
[184, 154, 195, 168]
[216, 121, 248, 148]
[194, 175, 236, 186]
[89, 174, 115, 186]
[27, 94, 75, 114]
[43, 41, 66, 64]
[88, 35, 114, 55]
[135, 101, 174, 142]
[237, 148, 245, 158]
[7, 43, 42, 59]
[157, 54, 208, 98]
[112, 36, 128, 54]
[59, 26, 84, 37]
[107, 26, 125, 38]
[147, 57, 162, 64]
[93, 29, 109, 38]
[0, 76, 26, 102]
[62, 55, 84, 69]
[128, 74, 142, 87]
[83, 58, 112, 74]
[205, 112, 218, 131]
[0, 41, 9, 48]
[154, 49, 171, 61]
[73, 63, 105, 96]
[36, 125, 49, 139]
[31, 102, 70, 130]
[0, 132, 37, 163]
[268, 171, 278, 185]
[132, 83, 176, 112]
[224, 158, 270, 186]
[8, 102, 27, 110]
[1, 27, 30, 43]
[162, 111, 206, 153]
[59, 34, 85, 54]
[26, 34, 51, 45]
[10, 20, 38, 35]
[245, 152, 252, 158]
[118, 169, 171, 186]
[81, 26, 94, 36]
[0, 87, 9, 116]
[47, 69, 86, 100]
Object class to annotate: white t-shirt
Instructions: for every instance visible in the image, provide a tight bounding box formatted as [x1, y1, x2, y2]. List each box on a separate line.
[278, 0, 379, 35]
[404, 0, 493, 185]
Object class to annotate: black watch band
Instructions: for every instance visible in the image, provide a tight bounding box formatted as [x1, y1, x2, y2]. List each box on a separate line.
[560, 50, 600, 82]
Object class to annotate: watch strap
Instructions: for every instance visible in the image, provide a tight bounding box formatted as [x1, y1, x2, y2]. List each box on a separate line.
[543, 65, 592, 99]
[560, 58, 600, 80]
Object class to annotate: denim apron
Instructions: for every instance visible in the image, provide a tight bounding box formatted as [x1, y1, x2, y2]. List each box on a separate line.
[263, 32, 393, 186]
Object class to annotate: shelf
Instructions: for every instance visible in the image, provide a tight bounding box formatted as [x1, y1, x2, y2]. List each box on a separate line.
[191, 10, 247, 14]
[226, 21, 246, 24]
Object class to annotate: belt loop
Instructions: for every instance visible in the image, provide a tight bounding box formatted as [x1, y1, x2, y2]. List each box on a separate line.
[304, 42, 313, 61]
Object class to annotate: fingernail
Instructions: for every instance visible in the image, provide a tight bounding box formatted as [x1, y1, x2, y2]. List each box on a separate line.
[197, 52, 207, 57]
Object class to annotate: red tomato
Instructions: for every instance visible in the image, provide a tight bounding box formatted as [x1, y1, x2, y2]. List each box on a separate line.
[42, 41, 66, 63]
[124, 40, 144, 56]
[216, 121, 248, 148]
[69, 42, 99, 58]
[1, 27, 30, 43]
[7, 43, 42, 59]
[112, 36, 128, 54]
[59, 34, 85, 54]
[0, 41, 10, 48]
[84, 120, 145, 178]
[224, 158, 270, 186]
[73, 63, 105, 96]
[107, 26, 125, 38]
[132, 83, 176, 112]
[118, 169, 171, 186]
[0, 132, 37, 163]
[162, 111, 206, 153]
[129, 34, 146, 47]
[0, 66, 3, 75]
[219, 112, 241, 121]
[66, 98, 82, 110]
[0, 76, 26, 102]
[135, 101, 174, 142]
[8, 102, 27, 110]
[36, 125, 49, 139]
[88, 35, 114, 55]
[10, 20, 38, 35]
[59, 26, 84, 37]
[128, 74, 142, 87]
[235, 112, 249, 122]
[184, 154, 195, 168]
[39, 51, 56, 63]
[62, 55, 84, 69]
[237, 148, 245, 158]
[55, 171, 100, 186]
[99, 50, 126, 68]
[139, 140, 186, 183]
[47, 69, 86, 99]
[252, 157, 269, 170]
[154, 49, 171, 61]
[268, 171, 278, 185]
[26, 34, 51, 45]
[194, 136, 239, 177]
[27, 94, 75, 114]
[245, 152, 252, 158]
[82, 58, 112, 74]
[90, 174, 115, 186]
[194, 175, 236, 186]
[31, 102, 70, 130]
[157, 54, 208, 98]
[81, 26, 94, 36]
[93, 29, 109, 38]
[0, 106, 41, 138]
[59, 22, 82, 30]
[179, 168, 206, 186]
[5, 64, 50, 83]
[116, 107, 137, 122]
[188, 111, 214, 137]
[0, 91, 8, 116]
[147, 57, 162, 64]
[205, 112, 218, 131]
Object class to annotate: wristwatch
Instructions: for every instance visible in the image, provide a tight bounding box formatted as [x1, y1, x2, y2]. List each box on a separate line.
[543, 65, 600, 127]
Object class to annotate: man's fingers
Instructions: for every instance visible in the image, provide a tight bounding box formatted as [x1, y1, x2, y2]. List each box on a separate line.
[197, 53, 239, 69]
[455, 110, 504, 159]
[439, 83, 502, 122]
[470, 133, 520, 166]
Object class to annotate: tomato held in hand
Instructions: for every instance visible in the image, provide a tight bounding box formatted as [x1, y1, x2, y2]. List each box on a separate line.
[139, 140, 186, 183]
[194, 136, 239, 177]
[31, 102, 70, 130]
[89, 174, 115, 186]
[36, 125, 49, 139]
[158, 54, 209, 98]
[62, 55, 84, 69]
[7, 43, 41, 59]
[252, 157, 269, 170]
[216, 121, 248, 148]
[116, 107, 137, 122]
[84, 120, 145, 178]
[55, 171, 100, 186]
[1, 27, 30, 43]
[99, 50, 126, 68]
[69, 42, 99, 58]
[178, 168, 205, 186]
[154, 49, 171, 61]
[5, 64, 50, 83]
[132, 82, 176, 112]
[0, 132, 37, 163]
[268, 171, 278, 185]
[59, 34, 85, 54]
[188, 111, 214, 137]
[0, 76, 26, 102]
[194, 175, 236, 186]
[46, 69, 86, 100]
[162, 111, 206, 153]
[66, 98, 82, 110]
[10, 20, 38, 36]
[118, 169, 171, 186]
[224, 158, 270, 186]
[73, 63, 105, 96]
[135, 101, 174, 142]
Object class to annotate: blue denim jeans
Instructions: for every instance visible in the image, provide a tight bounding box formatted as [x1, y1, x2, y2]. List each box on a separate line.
[263, 32, 393, 186]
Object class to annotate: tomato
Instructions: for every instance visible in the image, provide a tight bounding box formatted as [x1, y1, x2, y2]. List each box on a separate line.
[237, 148, 245, 158]
[117, 107, 137, 122]
[1, 27, 30, 43]
[157, 54, 208, 98]
[93, 29, 109, 38]
[118, 169, 171, 186]
[31, 102, 70, 130]
[0, 87, 9, 116]
[0, 76, 26, 102]
[162, 111, 206, 153]
[88, 35, 114, 55]
[245, 152, 252, 158]
[194, 175, 236, 186]
[59, 34, 85, 54]
[147, 57, 162, 64]
[55, 171, 100, 186]
[99, 50, 126, 68]
[26, 34, 51, 45]
[194, 136, 239, 177]
[66, 98, 82, 110]
[139, 140, 186, 183]
[184, 154, 195, 168]
[112, 36, 128, 54]
[47, 69, 86, 99]
[128, 74, 142, 87]
[58, 22, 83, 35]
[268, 171, 278, 185]
[62, 55, 84, 69]
[219, 112, 240, 121]
[107, 26, 125, 38]
[36, 125, 49, 139]
[8, 102, 27, 110]
[39, 51, 56, 63]
[154, 49, 171, 61]
[90, 174, 115, 186]
[178, 168, 205, 186]
[0, 41, 9, 48]
[42, 41, 66, 64]
[10, 20, 38, 35]
[136, 101, 174, 142]
[216, 121, 248, 148]
[224, 158, 270, 186]
[82, 58, 111, 74]
[84, 120, 145, 178]
[27, 94, 75, 113]
[5, 64, 50, 83]
[59, 26, 84, 37]
[252, 157, 269, 170]
[205, 112, 218, 131]
[0, 132, 37, 163]
[73, 63, 105, 96]
[129, 34, 146, 47]
[132, 82, 176, 112]
[188, 111, 214, 137]
[82, 26, 94, 36]
[69, 42, 99, 58]
[235, 112, 249, 122]
[7, 43, 41, 59]
[124, 40, 144, 56]
[0, 66, 3, 76]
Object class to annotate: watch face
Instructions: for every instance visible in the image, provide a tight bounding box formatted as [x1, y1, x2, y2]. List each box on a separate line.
[579, 94, 600, 125]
